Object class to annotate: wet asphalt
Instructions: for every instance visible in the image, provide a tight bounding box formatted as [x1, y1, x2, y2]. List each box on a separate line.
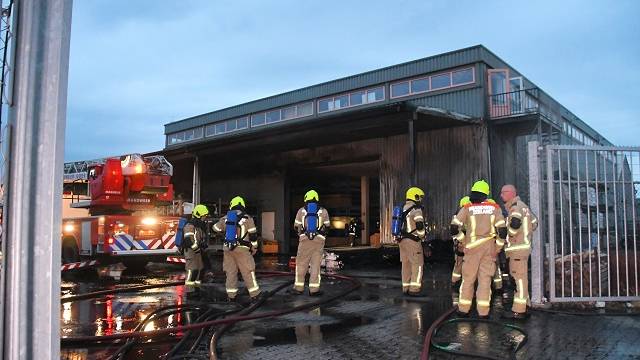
[60, 253, 640, 360]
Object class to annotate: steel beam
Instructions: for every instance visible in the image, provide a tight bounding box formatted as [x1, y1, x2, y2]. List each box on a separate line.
[2, 0, 73, 359]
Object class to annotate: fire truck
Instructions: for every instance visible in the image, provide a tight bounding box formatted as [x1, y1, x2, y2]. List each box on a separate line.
[61, 154, 181, 268]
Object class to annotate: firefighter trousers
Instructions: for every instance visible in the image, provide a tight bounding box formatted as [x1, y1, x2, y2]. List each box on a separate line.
[184, 247, 203, 287]
[295, 236, 325, 294]
[223, 246, 260, 299]
[399, 239, 424, 293]
[451, 254, 463, 283]
[493, 262, 503, 290]
[459, 242, 496, 316]
[509, 251, 530, 313]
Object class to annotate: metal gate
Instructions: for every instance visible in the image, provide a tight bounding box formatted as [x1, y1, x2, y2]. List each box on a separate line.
[542, 145, 640, 302]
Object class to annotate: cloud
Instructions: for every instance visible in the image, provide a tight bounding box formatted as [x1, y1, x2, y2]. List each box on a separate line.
[65, 0, 640, 161]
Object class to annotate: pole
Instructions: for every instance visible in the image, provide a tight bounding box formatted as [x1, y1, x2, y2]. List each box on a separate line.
[2, 0, 72, 358]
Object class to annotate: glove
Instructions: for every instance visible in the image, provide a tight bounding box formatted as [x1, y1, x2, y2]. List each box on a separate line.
[423, 243, 433, 258]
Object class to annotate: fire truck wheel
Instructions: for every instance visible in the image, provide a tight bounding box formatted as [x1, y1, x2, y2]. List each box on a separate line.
[61, 241, 80, 264]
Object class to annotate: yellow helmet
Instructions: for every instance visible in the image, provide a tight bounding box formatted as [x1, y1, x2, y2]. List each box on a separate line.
[304, 190, 319, 202]
[406, 187, 425, 202]
[459, 196, 471, 207]
[192, 204, 209, 218]
[230, 196, 245, 209]
[471, 180, 490, 196]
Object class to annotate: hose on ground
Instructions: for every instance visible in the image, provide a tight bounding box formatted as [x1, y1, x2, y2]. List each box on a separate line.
[421, 307, 528, 360]
[61, 281, 184, 303]
[61, 271, 361, 345]
[208, 280, 293, 360]
[107, 304, 206, 360]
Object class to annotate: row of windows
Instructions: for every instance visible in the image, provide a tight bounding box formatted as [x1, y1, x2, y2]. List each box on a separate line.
[167, 127, 204, 145]
[390, 67, 475, 99]
[563, 121, 596, 146]
[166, 67, 477, 146]
[206, 116, 249, 137]
[317, 86, 384, 113]
[250, 102, 313, 127]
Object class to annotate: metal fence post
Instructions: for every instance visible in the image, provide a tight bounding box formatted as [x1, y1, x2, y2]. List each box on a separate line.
[528, 141, 544, 304]
[2, 0, 72, 359]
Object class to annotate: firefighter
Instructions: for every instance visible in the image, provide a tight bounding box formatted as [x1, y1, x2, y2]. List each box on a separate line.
[347, 217, 361, 247]
[292, 190, 331, 296]
[213, 196, 261, 301]
[450, 180, 507, 318]
[451, 196, 470, 304]
[500, 184, 538, 319]
[183, 204, 208, 291]
[399, 187, 427, 296]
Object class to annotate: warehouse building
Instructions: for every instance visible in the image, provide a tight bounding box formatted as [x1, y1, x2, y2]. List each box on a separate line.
[161, 45, 612, 254]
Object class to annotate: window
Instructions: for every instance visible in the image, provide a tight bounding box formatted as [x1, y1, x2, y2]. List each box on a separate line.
[350, 91, 366, 106]
[334, 95, 349, 109]
[318, 98, 333, 113]
[168, 132, 184, 145]
[184, 129, 195, 141]
[193, 127, 203, 139]
[251, 113, 266, 127]
[411, 78, 429, 93]
[226, 119, 237, 131]
[297, 102, 313, 116]
[281, 106, 296, 120]
[205, 124, 216, 137]
[430, 73, 451, 90]
[391, 82, 410, 98]
[237, 117, 248, 129]
[214, 123, 225, 135]
[266, 110, 280, 123]
[452, 68, 474, 85]
[367, 87, 384, 102]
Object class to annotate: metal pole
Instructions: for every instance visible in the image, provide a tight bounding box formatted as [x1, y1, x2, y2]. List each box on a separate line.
[528, 141, 544, 304]
[192, 155, 200, 204]
[2, 1, 72, 359]
[408, 112, 417, 185]
[547, 146, 557, 301]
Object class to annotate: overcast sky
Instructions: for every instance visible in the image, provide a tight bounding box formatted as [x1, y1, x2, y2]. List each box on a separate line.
[65, 0, 639, 161]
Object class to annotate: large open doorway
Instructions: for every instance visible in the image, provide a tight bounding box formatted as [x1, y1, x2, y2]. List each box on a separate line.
[288, 160, 380, 250]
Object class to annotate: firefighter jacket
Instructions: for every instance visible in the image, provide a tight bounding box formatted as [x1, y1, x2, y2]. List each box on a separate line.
[504, 196, 538, 254]
[294, 205, 330, 241]
[402, 201, 426, 241]
[213, 210, 258, 250]
[451, 201, 507, 251]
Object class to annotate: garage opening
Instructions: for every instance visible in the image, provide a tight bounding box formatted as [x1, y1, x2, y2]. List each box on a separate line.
[289, 160, 380, 251]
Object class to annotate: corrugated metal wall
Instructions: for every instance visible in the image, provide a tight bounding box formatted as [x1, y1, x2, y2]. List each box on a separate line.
[408, 87, 486, 118]
[379, 135, 410, 244]
[379, 124, 489, 243]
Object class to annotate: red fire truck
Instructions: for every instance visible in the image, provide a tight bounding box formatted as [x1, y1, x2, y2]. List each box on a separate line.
[61, 154, 181, 269]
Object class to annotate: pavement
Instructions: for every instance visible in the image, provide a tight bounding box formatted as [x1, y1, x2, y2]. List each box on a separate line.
[60, 252, 640, 360]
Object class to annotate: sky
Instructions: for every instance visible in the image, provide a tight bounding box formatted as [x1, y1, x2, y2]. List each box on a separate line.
[65, 0, 640, 161]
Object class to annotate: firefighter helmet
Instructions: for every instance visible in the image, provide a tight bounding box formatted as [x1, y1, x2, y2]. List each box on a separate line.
[230, 196, 245, 209]
[406, 187, 425, 202]
[304, 190, 319, 202]
[459, 196, 471, 207]
[471, 180, 490, 196]
[192, 204, 209, 218]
